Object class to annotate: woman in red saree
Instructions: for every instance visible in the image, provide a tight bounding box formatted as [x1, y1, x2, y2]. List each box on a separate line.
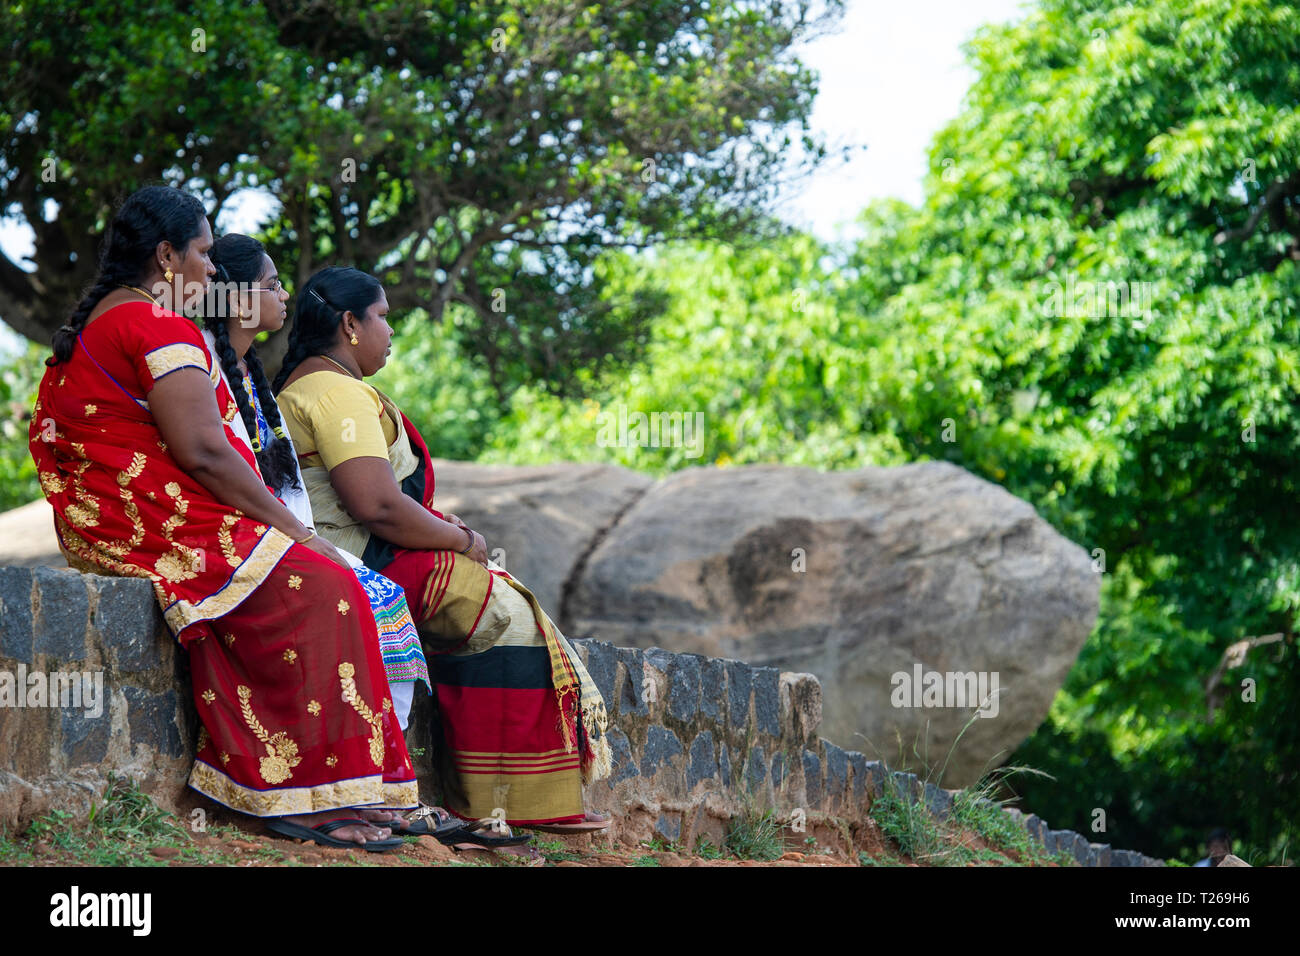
[28, 186, 417, 850]
[273, 267, 612, 835]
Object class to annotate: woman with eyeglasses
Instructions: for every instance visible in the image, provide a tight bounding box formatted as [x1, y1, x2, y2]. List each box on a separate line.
[196, 234, 526, 849]
[29, 186, 418, 852]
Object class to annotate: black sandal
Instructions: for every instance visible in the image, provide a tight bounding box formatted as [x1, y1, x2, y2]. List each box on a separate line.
[392, 805, 464, 838]
[266, 817, 405, 853]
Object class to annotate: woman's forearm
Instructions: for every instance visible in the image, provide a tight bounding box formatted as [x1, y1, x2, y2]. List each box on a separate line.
[362, 494, 472, 551]
[188, 446, 311, 540]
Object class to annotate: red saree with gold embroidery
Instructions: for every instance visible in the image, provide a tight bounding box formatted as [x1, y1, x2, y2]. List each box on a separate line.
[28, 302, 417, 815]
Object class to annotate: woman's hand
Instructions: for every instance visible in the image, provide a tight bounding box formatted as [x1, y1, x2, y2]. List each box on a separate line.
[301, 532, 351, 570]
[464, 529, 488, 567]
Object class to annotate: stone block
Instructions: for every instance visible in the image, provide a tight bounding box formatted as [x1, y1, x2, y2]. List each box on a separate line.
[0, 567, 34, 661]
[753, 666, 780, 735]
[801, 749, 822, 807]
[668, 653, 701, 722]
[616, 646, 648, 716]
[32, 567, 89, 661]
[654, 811, 681, 842]
[639, 726, 683, 777]
[725, 660, 752, 729]
[61, 700, 110, 765]
[607, 727, 638, 785]
[924, 781, 954, 820]
[779, 672, 822, 744]
[848, 751, 868, 803]
[824, 742, 848, 799]
[745, 745, 768, 798]
[579, 640, 619, 709]
[92, 577, 166, 673]
[124, 687, 186, 758]
[687, 731, 717, 790]
[700, 657, 726, 721]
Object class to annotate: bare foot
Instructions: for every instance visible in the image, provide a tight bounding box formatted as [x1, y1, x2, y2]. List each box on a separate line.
[281, 810, 392, 846]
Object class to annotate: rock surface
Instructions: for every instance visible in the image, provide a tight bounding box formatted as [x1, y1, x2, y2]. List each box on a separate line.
[566, 461, 1100, 787]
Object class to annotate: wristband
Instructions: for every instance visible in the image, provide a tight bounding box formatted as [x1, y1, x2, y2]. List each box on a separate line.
[295, 529, 317, 545]
[459, 526, 475, 554]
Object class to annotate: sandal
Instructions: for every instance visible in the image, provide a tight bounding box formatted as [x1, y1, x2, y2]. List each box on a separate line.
[386, 805, 464, 838]
[266, 817, 405, 853]
[518, 810, 611, 834]
[448, 820, 534, 848]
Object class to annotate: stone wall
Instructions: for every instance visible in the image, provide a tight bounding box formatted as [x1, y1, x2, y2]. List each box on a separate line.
[0, 566, 1161, 865]
[0, 567, 195, 827]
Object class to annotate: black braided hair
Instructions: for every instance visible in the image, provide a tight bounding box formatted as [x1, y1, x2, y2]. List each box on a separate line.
[200, 234, 301, 494]
[271, 266, 383, 393]
[48, 186, 207, 366]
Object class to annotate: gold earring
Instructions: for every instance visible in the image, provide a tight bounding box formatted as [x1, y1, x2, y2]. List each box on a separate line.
[164, 267, 174, 282]
[350, 334, 359, 346]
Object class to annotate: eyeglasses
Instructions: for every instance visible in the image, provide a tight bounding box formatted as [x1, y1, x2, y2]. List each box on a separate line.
[248, 278, 283, 293]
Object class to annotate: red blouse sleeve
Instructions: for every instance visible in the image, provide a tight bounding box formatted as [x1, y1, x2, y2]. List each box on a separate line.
[114, 303, 216, 395]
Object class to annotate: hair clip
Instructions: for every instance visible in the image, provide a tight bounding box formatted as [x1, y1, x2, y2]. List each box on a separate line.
[309, 288, 328, 305]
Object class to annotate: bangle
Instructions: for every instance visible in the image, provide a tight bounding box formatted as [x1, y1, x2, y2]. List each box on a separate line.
[459, 526, 474, 554]
[295, 529, 317, 545]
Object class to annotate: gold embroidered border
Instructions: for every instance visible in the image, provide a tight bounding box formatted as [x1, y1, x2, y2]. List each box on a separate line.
[145, 343, 208, 380]
[187, 760, 418, 817]
[161, 527, 295, 635]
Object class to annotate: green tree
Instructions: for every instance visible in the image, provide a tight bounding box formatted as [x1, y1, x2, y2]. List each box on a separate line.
[1, 0, 850, 400]
[437, 0, 1300, 860]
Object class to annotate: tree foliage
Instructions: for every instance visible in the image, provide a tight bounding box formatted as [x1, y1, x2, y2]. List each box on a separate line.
[1, 0, 846, 398]
[378, 0, 1300, 861]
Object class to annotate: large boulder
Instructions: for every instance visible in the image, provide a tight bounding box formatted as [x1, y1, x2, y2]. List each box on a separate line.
[424, 459, 652, 616]
[566, 461, 1100, 787]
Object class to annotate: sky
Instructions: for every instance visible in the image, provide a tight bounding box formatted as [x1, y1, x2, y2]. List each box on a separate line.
[0, 0, 1030, 351]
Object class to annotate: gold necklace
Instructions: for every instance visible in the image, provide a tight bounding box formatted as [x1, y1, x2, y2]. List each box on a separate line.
[119, 284, 161, 306]
[319, 352, 360, 380]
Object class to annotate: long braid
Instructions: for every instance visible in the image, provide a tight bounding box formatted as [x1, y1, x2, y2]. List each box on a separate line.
[48, 185, 207, 365]
[245, 344, 301, 491]
[271, 333, 314, 394]
[205, 316, 263, 459]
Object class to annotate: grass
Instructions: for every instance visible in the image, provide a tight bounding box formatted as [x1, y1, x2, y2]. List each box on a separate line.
[724, 805, 786, 862]
[850, 701, 1078, 867]
[534, 838, 581, 863]
[643, 835, 683, 853]
[693, 836, 725, 860]
[630, 854, 661, 867]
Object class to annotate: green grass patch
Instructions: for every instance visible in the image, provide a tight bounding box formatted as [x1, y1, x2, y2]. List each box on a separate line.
[693, 836, 725, 860]
[724, 806, 785, 862]
[534, 838, 581, 863]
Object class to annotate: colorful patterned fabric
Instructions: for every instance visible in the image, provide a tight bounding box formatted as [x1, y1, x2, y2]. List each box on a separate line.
[30, 302, 418, 816]
[353, 563, 431, 693]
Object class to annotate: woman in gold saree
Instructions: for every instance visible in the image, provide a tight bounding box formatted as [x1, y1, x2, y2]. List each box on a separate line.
[273, 266, 612, 832]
